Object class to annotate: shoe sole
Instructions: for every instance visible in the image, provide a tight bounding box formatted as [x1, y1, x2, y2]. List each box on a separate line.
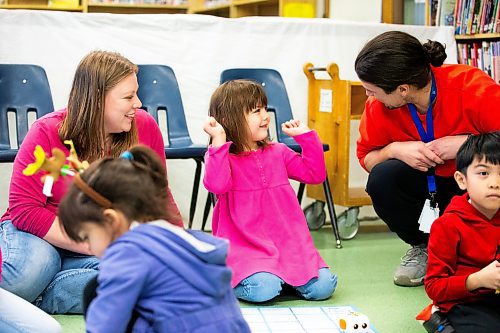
[393, 275, 424, 287]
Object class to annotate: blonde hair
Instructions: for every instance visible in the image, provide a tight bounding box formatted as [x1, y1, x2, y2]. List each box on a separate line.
[209, 79, 269, 154]
[59, 50, 139, 162]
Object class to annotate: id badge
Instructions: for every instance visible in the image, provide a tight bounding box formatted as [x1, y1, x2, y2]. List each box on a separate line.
[418, 199, 439, 233]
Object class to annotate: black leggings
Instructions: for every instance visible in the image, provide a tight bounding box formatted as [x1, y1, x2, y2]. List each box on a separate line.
[446, 295, 500, 333]
[366, 159, 462, 245]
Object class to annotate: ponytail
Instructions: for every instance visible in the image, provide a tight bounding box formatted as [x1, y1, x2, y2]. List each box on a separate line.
[59, 145, 173, 242]
[355, 31, 447, 93]
[422, 40, 447, 67]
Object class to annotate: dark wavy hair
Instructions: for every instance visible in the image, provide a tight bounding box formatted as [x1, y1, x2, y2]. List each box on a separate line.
[59, 145, 175, 242]
[355, 31, 447, 93]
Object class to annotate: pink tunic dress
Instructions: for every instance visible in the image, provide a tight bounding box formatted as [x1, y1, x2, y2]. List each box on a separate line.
[203, 130, 329, 287]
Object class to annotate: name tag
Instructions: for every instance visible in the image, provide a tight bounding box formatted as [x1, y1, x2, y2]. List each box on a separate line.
[418, 199, 439, 233]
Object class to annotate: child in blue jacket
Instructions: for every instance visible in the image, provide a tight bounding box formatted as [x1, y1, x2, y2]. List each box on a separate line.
[58, 145, 250, 333]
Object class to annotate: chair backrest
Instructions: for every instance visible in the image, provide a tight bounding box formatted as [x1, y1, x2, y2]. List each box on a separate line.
[0, 64, 54, 162]
[137, 64, 192, 147]
[220, 68, 296, 147]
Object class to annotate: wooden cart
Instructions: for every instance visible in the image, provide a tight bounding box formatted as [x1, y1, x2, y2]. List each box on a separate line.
[302, 62, 372, 239]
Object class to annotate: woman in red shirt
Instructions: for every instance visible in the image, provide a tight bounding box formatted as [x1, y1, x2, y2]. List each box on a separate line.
[354, 31, 500, 287]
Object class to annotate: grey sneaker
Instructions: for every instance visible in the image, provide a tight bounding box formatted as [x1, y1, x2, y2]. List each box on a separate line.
[394, 244, 427, 287]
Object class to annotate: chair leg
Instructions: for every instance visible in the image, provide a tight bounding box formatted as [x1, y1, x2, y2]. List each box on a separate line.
[201, 193, 216, 232]
[188, 158, 202, 229]
[323, 177, 342, 249]
[297, 183, 305, 204]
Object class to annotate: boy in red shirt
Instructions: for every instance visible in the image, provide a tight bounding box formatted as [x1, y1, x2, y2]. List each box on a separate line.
[424, 132, 499, 332]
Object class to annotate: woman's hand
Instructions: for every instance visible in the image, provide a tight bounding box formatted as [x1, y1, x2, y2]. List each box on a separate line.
[44, 217, 92, 255]
[390, 141, 444, 172]
[203, 117, 226, 147]
[281, 119, 310, 137]
[425, 135, 468, 161]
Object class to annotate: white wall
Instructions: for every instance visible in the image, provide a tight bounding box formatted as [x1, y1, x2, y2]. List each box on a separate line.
[329, 0, 382, 22]
[0, 10, 456, 228]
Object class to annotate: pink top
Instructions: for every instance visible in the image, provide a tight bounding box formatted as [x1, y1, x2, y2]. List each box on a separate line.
[1, 109, 183, 237]
[203, 130, 329, 287]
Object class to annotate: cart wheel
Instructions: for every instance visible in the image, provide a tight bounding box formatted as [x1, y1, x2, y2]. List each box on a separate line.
[338, 207, 360, 240]
[304, 201, 326, 231]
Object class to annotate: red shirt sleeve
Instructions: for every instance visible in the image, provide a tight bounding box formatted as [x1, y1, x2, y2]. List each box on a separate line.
[425, 216, 475, 307]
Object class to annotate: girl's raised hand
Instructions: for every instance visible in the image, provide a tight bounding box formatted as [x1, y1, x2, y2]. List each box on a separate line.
[203, 116, 226, 147]
[281, 119, 310, 137]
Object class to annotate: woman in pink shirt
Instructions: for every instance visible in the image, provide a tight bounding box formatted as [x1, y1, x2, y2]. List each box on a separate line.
[203, 80, 337, 302]
[0, 51, 182, 314]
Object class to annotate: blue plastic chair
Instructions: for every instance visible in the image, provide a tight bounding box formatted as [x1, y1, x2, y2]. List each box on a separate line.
[137, 65, 207, 228]
[211, 68, 341, 248]
[0, 64, 54, 162]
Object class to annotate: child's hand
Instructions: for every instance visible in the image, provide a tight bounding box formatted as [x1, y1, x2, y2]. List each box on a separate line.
[466, 260, 500, 291]
[281, 119, 310, 137]
[203, 117, 226, 147]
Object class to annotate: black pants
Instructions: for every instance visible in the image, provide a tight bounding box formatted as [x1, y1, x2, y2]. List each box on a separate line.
[366, 159, 462, 245]
[446, 295, 500, 333]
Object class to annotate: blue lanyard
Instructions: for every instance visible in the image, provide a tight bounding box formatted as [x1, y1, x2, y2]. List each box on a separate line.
[408, 74, 438, 196]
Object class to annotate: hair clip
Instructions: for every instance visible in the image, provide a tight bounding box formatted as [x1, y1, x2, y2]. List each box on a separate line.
[120, 151, 134, 160]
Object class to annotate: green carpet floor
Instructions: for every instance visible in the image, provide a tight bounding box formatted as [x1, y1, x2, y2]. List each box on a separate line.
[53, 227, 430, 332]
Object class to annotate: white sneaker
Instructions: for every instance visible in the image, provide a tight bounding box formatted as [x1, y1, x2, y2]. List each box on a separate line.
[394, 244, 427, 287]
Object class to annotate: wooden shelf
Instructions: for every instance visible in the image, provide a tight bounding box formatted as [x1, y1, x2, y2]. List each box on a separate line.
[231, 0, 279, 17]
[0, 4, 83, 11]
[189, 2, 230, 15]
[232, 0, 272, 5]
[1, 0, 318, 16]
[1, 0, 189, 13]
[86, 2, 187, 13]
[192, 0, 312, 18]
[86, 2, 187, 10]
[455, 33, 500, 41]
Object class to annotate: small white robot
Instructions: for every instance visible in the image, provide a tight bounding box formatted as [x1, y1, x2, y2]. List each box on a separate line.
[338, 310, 371, 333]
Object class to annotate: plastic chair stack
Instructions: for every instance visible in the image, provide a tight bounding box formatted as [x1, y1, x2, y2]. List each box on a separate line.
[0, 64, 54, 162]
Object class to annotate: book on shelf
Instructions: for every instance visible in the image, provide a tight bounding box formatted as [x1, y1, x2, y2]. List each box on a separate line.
[436, 0, 457, 25]
[404, 0, 427, 25]
[458, 41, 500, 83]
[454, 0, 499, 34]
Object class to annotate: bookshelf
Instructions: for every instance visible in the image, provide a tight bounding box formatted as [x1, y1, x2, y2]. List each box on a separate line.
[0, 0, 84, 11]
[451, 0, 500, 83]
[403, 0, 500, 83]
[189, 0, 316, 18]
[0, 0, 403, 20]
[0, 0, 189, 14]
[0, 0, 316, 17]
[86, 1, 188, 14]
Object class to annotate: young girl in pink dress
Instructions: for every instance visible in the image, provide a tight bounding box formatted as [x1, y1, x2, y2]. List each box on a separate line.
[203, 79, 337, 303]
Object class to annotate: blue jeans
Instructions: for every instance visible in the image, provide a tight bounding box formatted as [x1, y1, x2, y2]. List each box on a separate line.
[234, 268, 337, 303]
[0, 220, 99, 314]
[0, 288, 62, 333]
